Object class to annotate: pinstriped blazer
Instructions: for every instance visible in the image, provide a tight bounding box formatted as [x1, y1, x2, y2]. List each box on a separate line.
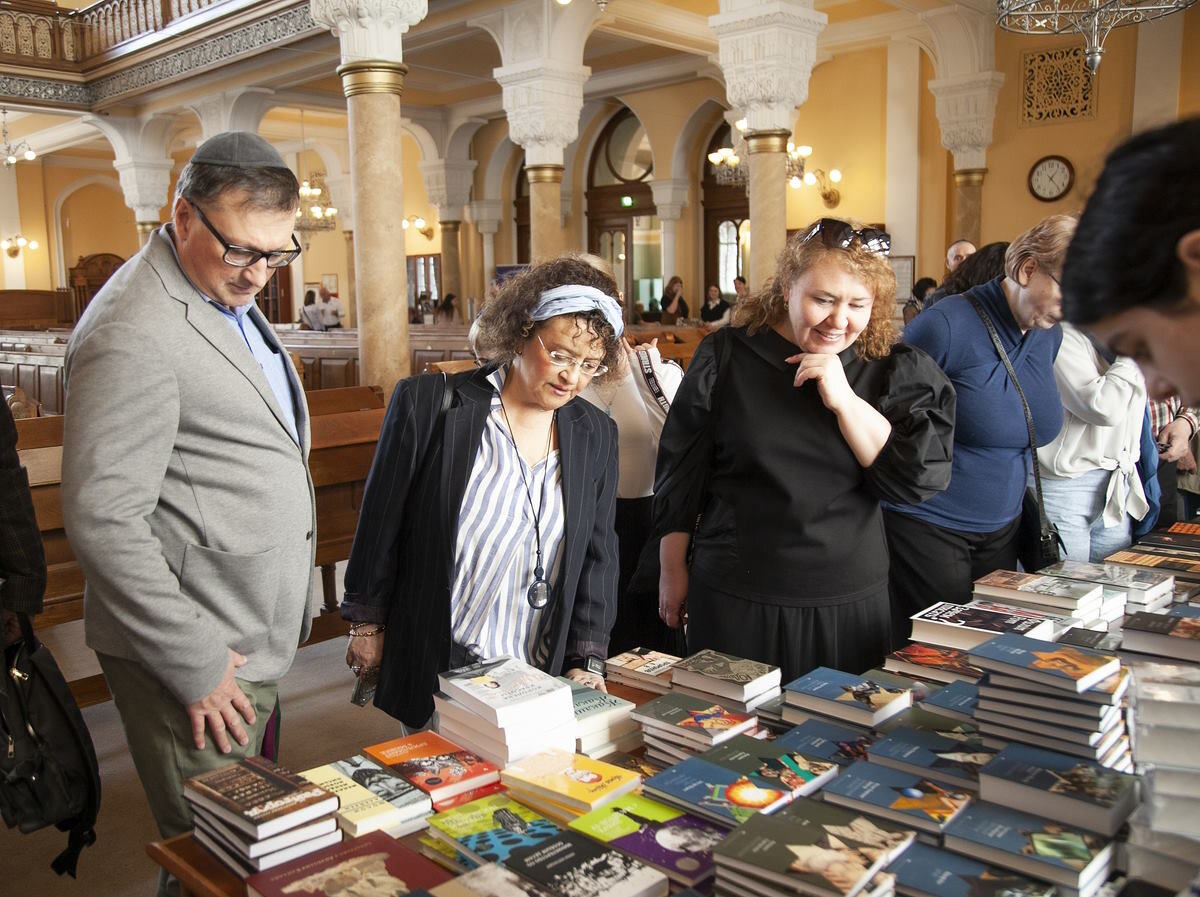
[342, 365, 620, 727]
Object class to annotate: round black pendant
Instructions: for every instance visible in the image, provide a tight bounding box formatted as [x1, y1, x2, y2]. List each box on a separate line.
[527, 578, 551, 609]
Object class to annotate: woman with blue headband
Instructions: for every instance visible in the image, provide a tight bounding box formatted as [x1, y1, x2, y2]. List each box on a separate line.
[341, 256, 623, 728]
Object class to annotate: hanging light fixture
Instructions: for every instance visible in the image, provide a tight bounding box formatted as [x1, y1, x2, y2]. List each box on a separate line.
[293, 109, 337, 250]
[997, 0, 1195, 74]
[708, 119, 840, 202]
[1, 108, 37, 167]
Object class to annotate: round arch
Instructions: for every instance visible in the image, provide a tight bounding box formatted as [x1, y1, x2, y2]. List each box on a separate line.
[53, 175, 126, 288]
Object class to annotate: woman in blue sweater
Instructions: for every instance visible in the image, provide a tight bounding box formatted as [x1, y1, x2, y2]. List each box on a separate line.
[884, 216, 1073, 647]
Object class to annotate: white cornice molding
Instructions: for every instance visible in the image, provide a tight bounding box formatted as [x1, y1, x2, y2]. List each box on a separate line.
[597, 0, 715, 56]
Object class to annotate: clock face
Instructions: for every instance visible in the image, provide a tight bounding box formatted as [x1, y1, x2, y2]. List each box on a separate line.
[1029, 156, 1074, 202]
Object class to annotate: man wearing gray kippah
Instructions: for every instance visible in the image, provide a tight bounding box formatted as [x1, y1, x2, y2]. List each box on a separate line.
[61, 132, 314, 896]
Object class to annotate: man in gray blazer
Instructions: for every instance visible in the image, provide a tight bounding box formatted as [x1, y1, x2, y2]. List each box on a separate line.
[62, 132, 314, 895]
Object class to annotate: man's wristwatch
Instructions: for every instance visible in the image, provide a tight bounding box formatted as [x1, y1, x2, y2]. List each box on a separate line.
[567, 655, 606, 677]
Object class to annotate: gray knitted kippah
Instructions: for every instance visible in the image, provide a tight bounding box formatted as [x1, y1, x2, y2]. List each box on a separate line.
[190, 131, 289, 170]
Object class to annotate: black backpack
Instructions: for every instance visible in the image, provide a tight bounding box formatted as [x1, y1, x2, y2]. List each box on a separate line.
[1, 611, 101, 876]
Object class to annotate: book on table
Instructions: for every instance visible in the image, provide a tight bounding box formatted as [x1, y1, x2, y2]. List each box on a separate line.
[1039, 559, 1175, 604]
[1056, 628, 1123, 653]
[821, 759, 971, 835]
[968, 634, 1121, 694]
[867, 725, 995, 792]
[915, 680, 977, 723]
[244, 829, 453, 897]
[976, 718, 1127, 765]
[884, 643, 983, 685]
[363, 730, 501, 804]
[783, 667, 912, 729]
[605, 648, 680, 693]
[435, 710, 576, 769]
[967, 599, 1083, 639]
[941, 801, 1113, 896]
[887, 841, 1056, 897]
[642, 755, 792, 828]
[860, 669, 934, 703]
[631, 691, 757, 746]
[426, 792, 562, 867]
[698, 733, 838, 798]
[501, 828, 670, 897]
[1121, 611, 1200, 662]
[568, 792, 724, 888]
[327, 753, 432, 822]
[560, 676, 637, 742]
[978, 743, 1138, 837]
[193, 812, 340, 862]
[670, 649, 783, 702]
[417, 832, 476, 875]
[908, 602, 1055, 651]
[975, 696, 1123, 733]
[981, 668, 1129, 708]
[191, 818, 342, 876]
[437, 656, 573, 730]
[499, 748, 642, 813]
[973, 570, 1103, 612]
[429, 861, 558, 897]
[182, 756, 340, 841]
[712, 795, 915, 897]
[770, 719, 875, 768]
[1104, 548, 1200, 583]
[297, 763, 416, 837]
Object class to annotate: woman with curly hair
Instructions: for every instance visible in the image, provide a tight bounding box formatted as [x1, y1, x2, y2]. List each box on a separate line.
[653, 219, 955, 680]
[342, 256, 623, 728]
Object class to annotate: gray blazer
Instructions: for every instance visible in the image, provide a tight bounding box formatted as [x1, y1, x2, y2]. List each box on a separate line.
[62, 230, 316, 704]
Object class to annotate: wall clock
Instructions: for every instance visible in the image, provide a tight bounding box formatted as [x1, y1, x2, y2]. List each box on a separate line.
[1028, 155, 1074, 202]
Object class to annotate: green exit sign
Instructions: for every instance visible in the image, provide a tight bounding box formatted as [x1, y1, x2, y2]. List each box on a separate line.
[620, 195, 634, 207]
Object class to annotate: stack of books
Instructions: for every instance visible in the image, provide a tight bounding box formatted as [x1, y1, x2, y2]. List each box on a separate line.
[430, 657, 576, 768]
[972, 570, 1104, 624]
[1121, 607, 1200, 663]
[561, 676, 641, 757]
[363, 730, 502, 812]
[630, 691, 756, 766]
[711, 796, 914, 897]
[498, 748, 643, 824]
[883, 643, 984, 686]
[641, 751, 794, 828]
[781, 667, 912, 732]
[668, 648, 782, 715]
[907, 602, 1059, 651]
[821, 759, 971, 843]
[605, 648, 680, 694]
[1105, 547, 1200, 588]
[1128, 662, 1200, 840]
[1121, 805, 1200, 892]
[771, 717, 877, 769]
[914, 680, 978, 724]
[968, 633, 1131, 769]
[1040, 559, 1174, 617]
[299, 756, 431, 837]
[182, 757, 342, 876]
[867, 722, 995, 793]
[887, 841, 1055, 897]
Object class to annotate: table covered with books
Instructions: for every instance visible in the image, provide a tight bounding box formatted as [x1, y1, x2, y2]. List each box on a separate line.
[148, 523, 1200, 897]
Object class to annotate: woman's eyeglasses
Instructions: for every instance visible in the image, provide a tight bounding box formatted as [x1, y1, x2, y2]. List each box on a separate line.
[188, 199, 301, 269]
[801, 217, 891, 255]
[537, 334, 608, 376]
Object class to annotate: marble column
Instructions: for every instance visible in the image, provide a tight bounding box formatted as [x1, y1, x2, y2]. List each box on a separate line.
[343, 229, 357, 327]
[439, 220, 462, 318]
[340, 60, 410, 392]
[746, 130, 790, 290]
[953, 169, 985, 247]
[470, 199, 502, 292]
[527, 165, 565, 262]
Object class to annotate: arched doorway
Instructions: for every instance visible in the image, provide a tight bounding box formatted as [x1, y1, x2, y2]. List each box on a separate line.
[702, 123, 750, 296]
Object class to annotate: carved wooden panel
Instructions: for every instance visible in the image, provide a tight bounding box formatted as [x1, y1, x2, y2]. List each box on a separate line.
[1021, 46, 1096, 127]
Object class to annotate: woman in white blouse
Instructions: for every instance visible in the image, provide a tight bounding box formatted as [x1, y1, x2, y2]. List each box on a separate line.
[1037, 322, 1153, 562]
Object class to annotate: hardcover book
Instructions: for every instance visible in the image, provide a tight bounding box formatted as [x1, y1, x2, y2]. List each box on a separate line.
[917, 680, 978, 723]
[908, 602, 1055, 650]
[631, 692, 757, 746]
[699, 734, 838, 797]
[670, 649, 782, 702]
[568, 793, 724, 887]
[868, 725, 995, 791]
[771, 718, 875, 767]
[502, 829, 669, 897]
[298, 764, 408, 837]
[821, 760, 971, 834]
[884, 643, 983, 685]
[968, 634, 1121, 694]
[182, 756, 340, 841]
[887, 841, 1057, 897]
[642, 755, 791, 827]
[499, 749, 642, 813]
[427, 792, 561, 866]
[973, 570, 1102, 611]
[437, 656, 573, 730]
[245, 829, 454, 897]
[713, 796, 915, 897]
[1039, 559, 1174, 604]
[783, 667, 912, 728]
[978, 743, 1138, 837]
[363, 731, 501, 803]
[1121, 611, 1200, 662]
[328, 754, 432, 821]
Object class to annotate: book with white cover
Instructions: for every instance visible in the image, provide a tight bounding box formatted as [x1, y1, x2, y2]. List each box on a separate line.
[437, 656, 573, 730]
[1040, 559, 1174, 604]
[909, 602, 1055, 650]
[973, 570, 1103, 611]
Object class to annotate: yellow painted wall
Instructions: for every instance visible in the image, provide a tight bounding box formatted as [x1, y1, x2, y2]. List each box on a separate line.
[61, 183, 140, 273]
[401, 134, 440, 258]
[918, 50, 952, 281]
[14, 160, 52, 290]
[619, 80, 727, 180]
[1179, 5, 1200, 117]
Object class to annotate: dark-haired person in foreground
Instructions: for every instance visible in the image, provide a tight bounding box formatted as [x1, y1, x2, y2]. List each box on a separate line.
[343, 256, 621, 729]
[61, 132, 312, 897]
[1062, 117, 1200, 406]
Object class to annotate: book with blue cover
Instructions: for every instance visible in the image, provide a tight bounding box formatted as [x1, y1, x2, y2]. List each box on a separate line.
[968, 634, 1120, 693]
[783, 667, 912, 727]
[821, 760, 971, 834]
[642, 756, 790, 828]
[868, 725, 995, 791]
[772, 718, 874, 767]
[699, 734, 838, 797]
[918, 680, 978, 723]
[888, 841, 1057, 897]
[978, 744, 1138, 837]
[942, 801, 1113, 890]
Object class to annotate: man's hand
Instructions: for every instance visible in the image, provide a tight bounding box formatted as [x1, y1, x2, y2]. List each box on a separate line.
[186, 649, 255, 753]
[564, 668, 607, 692]
[1179, 447, 1198, 475]
[1157, 418, 1193, 464]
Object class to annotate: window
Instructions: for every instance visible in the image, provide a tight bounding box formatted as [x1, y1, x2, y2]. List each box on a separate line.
[406, 254, 441, 308]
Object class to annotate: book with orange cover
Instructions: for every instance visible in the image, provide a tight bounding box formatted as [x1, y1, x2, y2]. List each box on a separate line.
[364, 731, 500, 803]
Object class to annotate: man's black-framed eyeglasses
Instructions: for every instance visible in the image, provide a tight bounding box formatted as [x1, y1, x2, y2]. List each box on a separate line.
[188, 199, 301, 269]
[801, 217, 891, 256]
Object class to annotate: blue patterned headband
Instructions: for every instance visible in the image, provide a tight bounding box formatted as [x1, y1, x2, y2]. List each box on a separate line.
[529, 284, 624, 338]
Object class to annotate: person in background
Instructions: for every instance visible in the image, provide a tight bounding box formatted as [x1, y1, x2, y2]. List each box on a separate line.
[884, 216, 1072, 647]
[653, 219, 955, 681]
[299, 288, 324, 330]
[924, 242, 1010, 310]
[1, 398, 45, 647]
[902, 278, 938, 326]
[1179, 429, 1200, 521]
[437, 292, 459, 324]
[317, 285, 345, 329]
[1146, 399, 1198, 526]
[661, 276, 689, 325]
[700, 284, 732, 330]
[733, 276, 749, 304]
[945, 239, 976, 274]
[342, 255, 622, 729]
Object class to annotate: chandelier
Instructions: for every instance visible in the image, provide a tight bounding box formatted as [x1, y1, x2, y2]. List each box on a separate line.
[707, 120, 841, 205]
[1, 108, 36, 167]
[294, 110, 337, 248]
[997, 0, 1196, 73]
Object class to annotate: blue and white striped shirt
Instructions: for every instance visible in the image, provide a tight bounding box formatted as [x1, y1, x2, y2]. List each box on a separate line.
[449, 368, 566, 665]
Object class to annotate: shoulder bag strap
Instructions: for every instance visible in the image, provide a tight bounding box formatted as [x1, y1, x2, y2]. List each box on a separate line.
[965, 297, 1052, 529]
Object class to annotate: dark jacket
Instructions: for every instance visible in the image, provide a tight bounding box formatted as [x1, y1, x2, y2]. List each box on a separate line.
[341, 366, 619, 727]
[0, 400, 46, 615]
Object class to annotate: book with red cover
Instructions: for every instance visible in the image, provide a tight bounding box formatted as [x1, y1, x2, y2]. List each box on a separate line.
[363, 731, 500, 803]
[246, 829, 452, 897]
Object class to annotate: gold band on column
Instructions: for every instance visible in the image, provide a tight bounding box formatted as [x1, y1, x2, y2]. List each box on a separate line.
[439, 220, 462, 236]
[525, 164, 564, 185]
[337, 60, 409, 98]
[136, 221, 158, 237]
[745, 129, 791, 155]
[953, 168, 987, 188]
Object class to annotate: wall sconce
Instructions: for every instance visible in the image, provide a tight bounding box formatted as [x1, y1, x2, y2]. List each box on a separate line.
[1, 234, 38, 258]
[799, 168, 842, 208]
[401, 215, 435, 240]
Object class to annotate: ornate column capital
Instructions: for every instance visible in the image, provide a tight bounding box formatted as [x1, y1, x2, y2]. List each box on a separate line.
[113, 158, 174, 224]
[649, 178, 689, 221]
[495, 61, 591, 167]
[419, 159, 477, 223]
[928, 70, 1004, 172]
[309, 0, 428, 65]
[709, 0, 827, 133]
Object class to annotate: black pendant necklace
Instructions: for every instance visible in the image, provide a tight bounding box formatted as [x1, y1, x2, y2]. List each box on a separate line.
[498, 396, 556, 610]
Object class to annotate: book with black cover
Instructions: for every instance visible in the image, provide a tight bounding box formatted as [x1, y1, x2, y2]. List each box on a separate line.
[631, 692, 756, 746]
[502, 829, 669, 897]
[1121, 612, 1200, 662]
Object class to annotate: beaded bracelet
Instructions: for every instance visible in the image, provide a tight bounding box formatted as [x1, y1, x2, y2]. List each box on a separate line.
[348, 623, 386, 638]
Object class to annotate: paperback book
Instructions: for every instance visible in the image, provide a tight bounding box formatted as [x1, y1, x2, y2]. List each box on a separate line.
[771, 719, 874, 767]
[437, 656, 573, 730]
[968, 634, 1121, 694]
[631, 692, 757, 746]
[868, 725, 995, 792]
[1104, 549, 1200, 584]
[887, 841, 1056, 897]
[980, 668, 1129, 707]
[642, 755, 792, 827]
[298, 763, 412, 837]
[783, 667, 912, 728]
[429, 861, 557, 897]
[426, 792, 561, 866]
[499, 749, 642, 813]
[700, 733, 838, 797]
[560, 677, 637, 745]
[328, 754, 432, 821]
[884, 643, 983, 685]
[363, 731, 500, 803]
[605, 648, 680, 693]
[916, 680, 977, 723]
[1121, 611, 1200, 662]
[501, 829, 669, 897]
[1039, 559, 1175, 604]
[821, 760, 971, 835]
[192, 815, 341, 875]
[908, 602, 1055, 651]
[670, 649, 782, 702]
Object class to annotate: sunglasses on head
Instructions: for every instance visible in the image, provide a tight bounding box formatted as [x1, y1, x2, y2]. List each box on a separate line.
[801, 218, 891, 255]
